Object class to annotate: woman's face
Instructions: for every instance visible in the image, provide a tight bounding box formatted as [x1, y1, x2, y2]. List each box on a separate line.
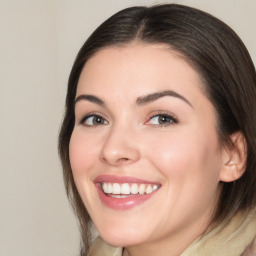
[69, 44, 225, 248]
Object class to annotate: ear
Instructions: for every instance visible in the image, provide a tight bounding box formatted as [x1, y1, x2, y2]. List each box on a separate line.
[219, 132, 247, 182]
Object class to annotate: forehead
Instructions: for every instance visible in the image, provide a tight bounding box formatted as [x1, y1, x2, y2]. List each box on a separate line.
[77, 43, 205, 97]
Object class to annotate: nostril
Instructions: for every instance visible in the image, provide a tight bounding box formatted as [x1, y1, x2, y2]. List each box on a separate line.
[117, 157, 129, 163]
[122, 157, 129, 161]
[100, 152, 133, 166]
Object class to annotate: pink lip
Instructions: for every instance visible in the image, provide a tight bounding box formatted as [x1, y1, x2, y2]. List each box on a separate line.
[94, 175, 160, 210]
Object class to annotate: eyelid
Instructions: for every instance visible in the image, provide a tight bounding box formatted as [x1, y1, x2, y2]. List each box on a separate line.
[77, 112, 109, 126]
[145, 111, 178, 126]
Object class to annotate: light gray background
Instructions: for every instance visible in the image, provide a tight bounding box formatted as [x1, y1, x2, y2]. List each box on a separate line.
[0, 0, 255, 255]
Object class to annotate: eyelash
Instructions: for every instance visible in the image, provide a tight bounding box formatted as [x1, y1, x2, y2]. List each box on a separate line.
[78, 112, 178, 127]
[146, 113, 178, 127]
[78, 113, 108, 127]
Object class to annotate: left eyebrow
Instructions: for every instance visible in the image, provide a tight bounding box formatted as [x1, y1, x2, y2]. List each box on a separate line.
[136, 90, 193, 108]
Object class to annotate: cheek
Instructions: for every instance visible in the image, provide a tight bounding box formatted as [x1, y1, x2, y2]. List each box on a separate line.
[137, 128, 223, 231]
[69, 130, 99, 177]
[143, 128, 222, 186]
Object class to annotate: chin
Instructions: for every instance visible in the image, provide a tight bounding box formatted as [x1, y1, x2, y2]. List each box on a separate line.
[96, 223, 149, 247]
[100, 234, 143, 248]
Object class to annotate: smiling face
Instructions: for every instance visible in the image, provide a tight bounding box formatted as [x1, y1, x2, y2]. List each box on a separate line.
[69, 44, 225, 253]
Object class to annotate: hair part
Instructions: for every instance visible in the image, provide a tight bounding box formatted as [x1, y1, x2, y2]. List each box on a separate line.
[58, 4, 256, 254]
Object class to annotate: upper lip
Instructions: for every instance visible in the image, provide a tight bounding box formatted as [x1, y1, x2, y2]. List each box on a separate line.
[94, 174, 160, 185]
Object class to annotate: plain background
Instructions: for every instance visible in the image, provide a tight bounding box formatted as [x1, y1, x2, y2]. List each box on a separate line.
[0, 0, 255, 255]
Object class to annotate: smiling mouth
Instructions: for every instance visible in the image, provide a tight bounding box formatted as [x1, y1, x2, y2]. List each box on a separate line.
[95, 175, 161, 209]
[101, 182, 160, 197]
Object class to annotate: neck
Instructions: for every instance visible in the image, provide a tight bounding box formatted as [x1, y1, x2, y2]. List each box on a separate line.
[123, 213, 213, 256]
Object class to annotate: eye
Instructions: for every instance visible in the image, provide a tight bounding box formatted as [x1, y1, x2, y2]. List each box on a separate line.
[79, 114, 108, 126]
[147, 114, 178, 126]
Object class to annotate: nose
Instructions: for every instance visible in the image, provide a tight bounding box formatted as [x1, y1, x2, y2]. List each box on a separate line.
[100, 126, 140, 166]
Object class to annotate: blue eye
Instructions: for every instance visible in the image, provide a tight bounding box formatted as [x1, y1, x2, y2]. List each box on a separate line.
[80, 114, 108, 126]
[148, 114, 177, 126]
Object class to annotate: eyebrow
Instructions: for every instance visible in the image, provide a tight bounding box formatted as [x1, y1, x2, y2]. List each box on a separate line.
[136, 90, 193, 107]
[75, 94, 105, 106]
[75, 90, 193, 108]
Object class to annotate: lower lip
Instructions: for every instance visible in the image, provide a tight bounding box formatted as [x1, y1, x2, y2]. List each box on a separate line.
[96, 184, 158, 210]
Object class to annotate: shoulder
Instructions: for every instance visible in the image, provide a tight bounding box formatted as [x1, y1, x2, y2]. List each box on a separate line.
[182, 208, 256, 256]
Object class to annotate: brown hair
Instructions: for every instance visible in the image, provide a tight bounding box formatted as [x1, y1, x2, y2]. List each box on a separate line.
[58, 4, 256, 254]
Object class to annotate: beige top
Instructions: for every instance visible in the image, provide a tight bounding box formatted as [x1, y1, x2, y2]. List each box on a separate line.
[88, 209, 256, 256]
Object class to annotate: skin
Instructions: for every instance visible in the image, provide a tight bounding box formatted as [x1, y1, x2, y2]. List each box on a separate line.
[241, 238, 256, 256]
[69, 43, 231, 256]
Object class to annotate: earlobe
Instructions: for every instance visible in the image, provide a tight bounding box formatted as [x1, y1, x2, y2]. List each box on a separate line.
[219, 132, 247, 183]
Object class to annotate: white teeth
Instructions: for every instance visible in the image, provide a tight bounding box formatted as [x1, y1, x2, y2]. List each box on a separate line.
[121, 183, 130, 194]
[146, 185, 153, 194]
[102, 183, 108, 193]
[107, 183, 113, 194]
[101, 182, 160, 195]
[152, 185, 158, 191]
[139, 184, 146, 195]
[111, 195, 127, 198]
[131, 184, 139, 194]
[112, 183, 121, 194]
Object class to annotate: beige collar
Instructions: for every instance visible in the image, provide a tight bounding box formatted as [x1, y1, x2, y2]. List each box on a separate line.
[182, 210, 256, 256]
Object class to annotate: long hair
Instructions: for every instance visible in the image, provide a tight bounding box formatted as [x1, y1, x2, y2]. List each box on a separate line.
[59, 4, 256, 254]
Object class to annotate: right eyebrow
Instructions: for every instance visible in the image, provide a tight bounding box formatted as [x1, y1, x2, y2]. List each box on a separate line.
[75, 94, 105, 106]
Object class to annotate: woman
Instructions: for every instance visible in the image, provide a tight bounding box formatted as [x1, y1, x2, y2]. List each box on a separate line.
[59, 4, 256, 256]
